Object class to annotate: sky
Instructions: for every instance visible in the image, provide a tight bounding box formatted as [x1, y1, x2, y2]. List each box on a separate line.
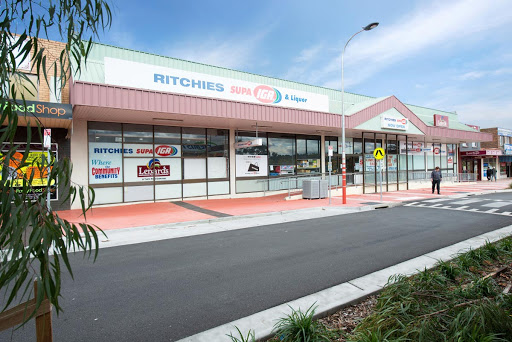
[96, 0, 512, 129]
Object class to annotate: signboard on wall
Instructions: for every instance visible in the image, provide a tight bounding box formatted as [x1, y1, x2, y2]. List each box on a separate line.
[9, 100, 73, 120]
[434, 114, 449, 128]
[104, 58, 330, 112]
[236, 155, 268, 177]
[381, 115, 409, 130]
[505, 144, 512, 155]
[0, 150, 57, 200]
[498, 128, 512, 137]
[460, 150, 502, 156]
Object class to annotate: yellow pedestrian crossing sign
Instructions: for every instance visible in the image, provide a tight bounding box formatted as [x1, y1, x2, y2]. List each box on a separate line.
[373, 148, 385, 160]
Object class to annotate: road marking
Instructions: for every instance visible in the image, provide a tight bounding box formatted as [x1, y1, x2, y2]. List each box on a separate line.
[468, 208, 480, 212]
[485, 209, 499, 213]
[455, 206, 469, 210]
[502, 212, 512, 216]
[422, 199, 452, 203]
[482, 202, 512, 208]
[450, 199, 481, 205]
[430, 204, 443, 207]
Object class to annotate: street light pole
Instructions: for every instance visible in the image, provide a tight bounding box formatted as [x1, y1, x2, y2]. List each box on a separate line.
[341, 22, 379, 204]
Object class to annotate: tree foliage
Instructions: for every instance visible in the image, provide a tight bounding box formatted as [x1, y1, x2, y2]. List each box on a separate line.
[0, 0, 112, 321]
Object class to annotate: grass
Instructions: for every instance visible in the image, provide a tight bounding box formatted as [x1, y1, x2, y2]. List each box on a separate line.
[227, 327, 256, 342]
[347, 237, 512, 342]
[271, 304, 335, 342]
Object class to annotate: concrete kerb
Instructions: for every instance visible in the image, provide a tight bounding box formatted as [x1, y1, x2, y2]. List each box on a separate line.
[177, 223, 512, 342]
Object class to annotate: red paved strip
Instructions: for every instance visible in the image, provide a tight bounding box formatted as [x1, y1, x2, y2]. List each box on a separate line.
[55, 180, 510, 231]
[57, 202, 215, 230]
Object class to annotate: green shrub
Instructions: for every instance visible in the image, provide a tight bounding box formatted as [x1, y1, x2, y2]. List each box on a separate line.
[226, 327, 255, 342]
[272, 304, 331, 342]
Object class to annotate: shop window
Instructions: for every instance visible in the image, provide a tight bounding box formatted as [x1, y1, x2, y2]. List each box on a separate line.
[154, 126, 180, 145]
[297, 139, 307, 157]
[364, 140, 375, 154]
[123, 124, 153, 144]
[183, 128, 206, 145]
[297, 137, 320, 175]
[353, 138, 363, 154]
[8, 73, 38, 101]
[184, 158, 206, 179]
[207, 129, 228, 157]
[306, 139, 320, 158]
[235, 132, 268, 156]
[88, 122, 123, 185]
[387, 140, 398, 154]
[269, 135, 295, 176]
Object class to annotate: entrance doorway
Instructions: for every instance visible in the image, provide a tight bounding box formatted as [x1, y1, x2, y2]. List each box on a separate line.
[462, 158, 481, 181]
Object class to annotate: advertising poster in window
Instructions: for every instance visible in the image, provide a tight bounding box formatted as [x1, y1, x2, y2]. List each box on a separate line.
[365, 154, 376, 172]
[400, 141, 430, 155]
[236, 155, 268, 177]
[123, 143, 181, 157]
[1, 150, 57, 200]
[89, 142, 123, 184]
[124, 157, 181, 182]
[387, 155, 398, 171]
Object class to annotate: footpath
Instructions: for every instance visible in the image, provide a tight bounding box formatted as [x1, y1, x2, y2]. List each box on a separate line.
[57, 179, 510, 231]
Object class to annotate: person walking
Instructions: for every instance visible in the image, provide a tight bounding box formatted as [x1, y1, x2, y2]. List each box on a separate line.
[487, 166, 492, 181]
[431, 166, 442, 194]
[492, 167, 497, 182]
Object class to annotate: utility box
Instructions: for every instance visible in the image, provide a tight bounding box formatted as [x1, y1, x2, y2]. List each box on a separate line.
[302, 179, 328, 199]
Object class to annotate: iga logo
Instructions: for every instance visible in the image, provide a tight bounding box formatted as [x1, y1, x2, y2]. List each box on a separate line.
[155, 145, 178, 157]
[253, 85, 282, 104]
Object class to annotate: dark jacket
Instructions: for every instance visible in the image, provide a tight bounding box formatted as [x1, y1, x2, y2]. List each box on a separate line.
[431, 170, 442, 181]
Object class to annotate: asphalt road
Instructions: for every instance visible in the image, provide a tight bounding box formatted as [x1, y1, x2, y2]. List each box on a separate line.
[2, 192, 512, 342]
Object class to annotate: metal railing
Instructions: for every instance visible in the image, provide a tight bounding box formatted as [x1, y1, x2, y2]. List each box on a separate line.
[255, 171, 477, 197]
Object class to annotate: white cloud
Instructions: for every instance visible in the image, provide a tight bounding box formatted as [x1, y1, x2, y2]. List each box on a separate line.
[293, 44, 323, 63]
[423, 82, 512, 128]
[165, 29, 271, 71]
[456, 68, 512, 80]
[283, 0, 512, 89]
[456, 71, 486, 80]
[341, 0, 512, 84]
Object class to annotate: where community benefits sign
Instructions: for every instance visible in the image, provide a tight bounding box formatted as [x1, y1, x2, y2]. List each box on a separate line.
[0, 151, 57, 200]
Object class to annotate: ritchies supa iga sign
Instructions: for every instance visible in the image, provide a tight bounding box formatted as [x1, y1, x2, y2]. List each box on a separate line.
[104, 58, 329, 112]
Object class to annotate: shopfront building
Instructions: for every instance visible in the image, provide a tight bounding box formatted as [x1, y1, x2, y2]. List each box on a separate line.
[3, 38, 73, 210]
[480, 127, 512, 179]
[68, 42, 492, 208]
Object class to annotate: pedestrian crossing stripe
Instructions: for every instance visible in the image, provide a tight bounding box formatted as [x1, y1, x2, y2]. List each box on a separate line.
[373, 148, 385, 160]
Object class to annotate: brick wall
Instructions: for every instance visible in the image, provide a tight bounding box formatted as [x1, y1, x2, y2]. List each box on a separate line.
[16, 36, 70, 104]
[480, 128, 499, 149]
